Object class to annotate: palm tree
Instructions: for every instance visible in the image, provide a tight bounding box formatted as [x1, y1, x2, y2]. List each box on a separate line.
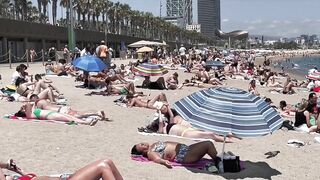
[51, 0, 57, 24]
[26, 1, 39, 22]
[0, 0, 11, 18]
[41, 0, 50, 22]
[37, 0, 42, 17]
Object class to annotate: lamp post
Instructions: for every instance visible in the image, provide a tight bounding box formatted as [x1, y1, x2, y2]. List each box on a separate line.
[68, 0, 76, 51]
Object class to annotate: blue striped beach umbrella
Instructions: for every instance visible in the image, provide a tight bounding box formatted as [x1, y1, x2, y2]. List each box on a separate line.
[206, 60, 225, 67]
[133, 63, 168, 77]
[173, 87, 283, 137]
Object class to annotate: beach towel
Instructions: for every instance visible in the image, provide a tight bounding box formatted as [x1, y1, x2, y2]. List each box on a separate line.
[125, 77, 140, 82]
[138, 131, 214, 142]
[131, 155, 245, 173]
[45, 74, 72, 78]
[131, 155, 214, 169]
[2, 114, 78, 125]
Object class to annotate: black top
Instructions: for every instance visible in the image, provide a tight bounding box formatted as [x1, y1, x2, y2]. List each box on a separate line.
[294, 111, 307, 127]
[306, 102, 320, 114]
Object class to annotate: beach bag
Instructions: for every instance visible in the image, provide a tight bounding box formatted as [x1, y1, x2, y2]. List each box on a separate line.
[217, 152, 241, 173]
[223, 156, 241, 173]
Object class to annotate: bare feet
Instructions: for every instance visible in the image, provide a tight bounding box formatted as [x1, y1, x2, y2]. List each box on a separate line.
[99, 111, 110, 121]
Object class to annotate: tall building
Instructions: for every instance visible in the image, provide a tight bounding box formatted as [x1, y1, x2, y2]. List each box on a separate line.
[166, 0, 193, 28]
[198, 0, 221, 37]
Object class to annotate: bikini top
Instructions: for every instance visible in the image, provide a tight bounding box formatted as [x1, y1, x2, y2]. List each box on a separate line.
[151, 141, 166, 158]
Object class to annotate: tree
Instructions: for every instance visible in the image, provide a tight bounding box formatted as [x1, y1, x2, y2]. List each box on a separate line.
[51, 0, 57, 24]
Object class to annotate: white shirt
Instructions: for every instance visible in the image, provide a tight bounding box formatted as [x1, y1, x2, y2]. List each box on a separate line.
[307, 81, 315, 90]
[11, 71, 22, 85]
[179, 47, 186, 56]
[80, 48, 90, 57]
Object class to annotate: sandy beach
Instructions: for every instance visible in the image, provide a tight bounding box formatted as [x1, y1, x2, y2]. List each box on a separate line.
[1, 60, 320, 180]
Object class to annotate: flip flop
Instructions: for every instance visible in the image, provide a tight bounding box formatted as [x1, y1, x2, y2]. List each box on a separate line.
[264, 151, 280, 158]
[89, 118, 99, 126]
[287, 139, 305, 148]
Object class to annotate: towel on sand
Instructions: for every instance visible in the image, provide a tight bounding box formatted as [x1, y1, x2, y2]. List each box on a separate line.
[131, 155, 213, 169]
[3, 114, 97, 125]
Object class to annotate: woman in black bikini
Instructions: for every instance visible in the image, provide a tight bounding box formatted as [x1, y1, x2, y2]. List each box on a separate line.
[15, 77, 56, 102]
[131, 141, 218, 169]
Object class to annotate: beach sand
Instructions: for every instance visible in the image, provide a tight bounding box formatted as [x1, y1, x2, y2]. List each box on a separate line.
[0, 61, 319, 180]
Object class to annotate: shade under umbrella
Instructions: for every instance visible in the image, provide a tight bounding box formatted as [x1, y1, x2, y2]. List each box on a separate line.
[206, 60, 225, 67]
[72, 55, 107, 72]
[136, 46, 154, 53]
[173, 87, 283, 138]
[133, 63, 168, 77]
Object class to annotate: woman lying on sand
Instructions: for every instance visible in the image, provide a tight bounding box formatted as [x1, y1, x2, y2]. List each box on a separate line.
[126, 92, 168, 109]
[131, 141, 217, 169]
[87, 78, 140, 96]
[269, 77, 296, 94]
[1, 158, 123, 180]
[29, 94, 107, 120]
[15, 103, 98, 126]
[140, 114, 239, 143]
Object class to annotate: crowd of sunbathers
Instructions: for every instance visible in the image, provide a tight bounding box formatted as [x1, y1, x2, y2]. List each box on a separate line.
[1, 46, 320, 179]
[0, 63, 107, 126]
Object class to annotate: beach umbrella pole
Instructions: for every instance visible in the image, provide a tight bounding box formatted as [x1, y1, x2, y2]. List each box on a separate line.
[219, 135, 226, 173]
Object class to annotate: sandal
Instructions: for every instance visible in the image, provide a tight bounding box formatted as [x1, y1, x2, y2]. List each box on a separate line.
[7, 159, 25, 175]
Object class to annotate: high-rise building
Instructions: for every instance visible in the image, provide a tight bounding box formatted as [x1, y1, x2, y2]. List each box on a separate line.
[166, 0, 193, 28]
[198, 0, 221, 37]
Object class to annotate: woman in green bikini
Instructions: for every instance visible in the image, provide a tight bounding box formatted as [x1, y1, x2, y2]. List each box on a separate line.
[15, 103, 98, 126]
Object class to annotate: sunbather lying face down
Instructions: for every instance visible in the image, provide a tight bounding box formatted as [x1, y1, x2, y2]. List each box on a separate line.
[0, 158, 123, 180]
[15, 103, 98, 126]
[131, 141, 218, 168]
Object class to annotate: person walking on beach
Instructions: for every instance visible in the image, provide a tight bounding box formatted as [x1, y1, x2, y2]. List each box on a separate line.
[97, 40, 109, 68]
[29, 48, 37, 63]
[63, 45, 70, 61]
[179, 44, 186, 65]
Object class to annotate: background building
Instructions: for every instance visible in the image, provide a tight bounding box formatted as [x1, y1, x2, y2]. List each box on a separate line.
[165, 0, 193, 28]
[198, 0, 221, 37]
[186, 24, 201, 33]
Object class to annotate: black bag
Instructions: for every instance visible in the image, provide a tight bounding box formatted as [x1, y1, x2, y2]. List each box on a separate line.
[223, 156, 241, 173]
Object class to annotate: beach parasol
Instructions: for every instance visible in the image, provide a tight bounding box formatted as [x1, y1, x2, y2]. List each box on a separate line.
[72, 55, 107, 72]
[173, 87, 283, 172]
[173, 87, 283, 137]
[128, 40, 164, 48]
[133, 63, 168, 77]
[136, 46, 154, 53]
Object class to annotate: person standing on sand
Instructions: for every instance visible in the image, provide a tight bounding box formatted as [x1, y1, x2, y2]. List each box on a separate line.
[96, 40, 109, 68]
[29, 49, 37, 63]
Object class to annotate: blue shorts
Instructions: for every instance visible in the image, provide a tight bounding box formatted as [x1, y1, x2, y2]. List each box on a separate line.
[175, 144, 189, 163]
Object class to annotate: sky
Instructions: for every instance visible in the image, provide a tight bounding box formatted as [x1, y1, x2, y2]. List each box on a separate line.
[32, 0, 320, 38]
